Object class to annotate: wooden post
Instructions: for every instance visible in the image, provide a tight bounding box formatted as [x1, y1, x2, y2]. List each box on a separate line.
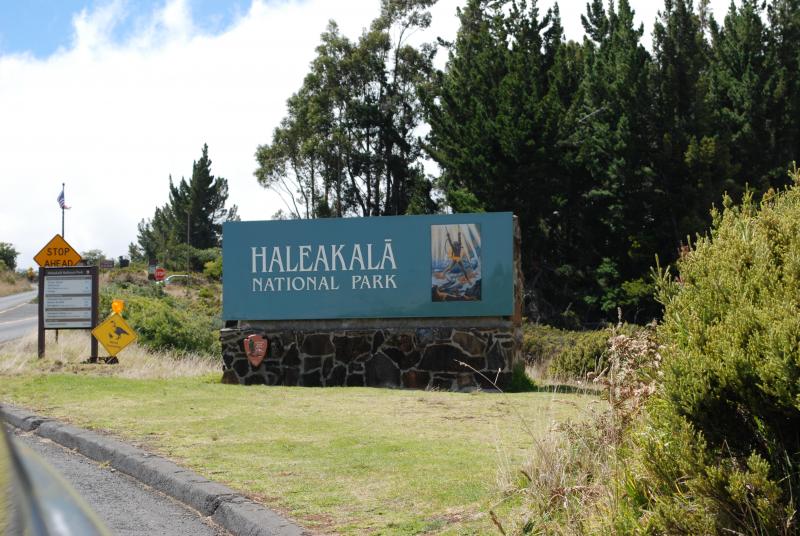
[37, 269, 44, 358]
[90, 266, 98, 361]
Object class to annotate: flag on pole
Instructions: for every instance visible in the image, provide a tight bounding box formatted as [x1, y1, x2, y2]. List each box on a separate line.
[57, 188, 70, 209]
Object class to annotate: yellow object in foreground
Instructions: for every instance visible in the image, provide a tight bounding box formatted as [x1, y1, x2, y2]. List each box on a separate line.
[92, 314, 137, 357]
[111, 299, 125, 315]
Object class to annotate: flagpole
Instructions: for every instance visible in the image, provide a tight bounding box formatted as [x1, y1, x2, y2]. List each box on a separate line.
[57, 182, 65, 345]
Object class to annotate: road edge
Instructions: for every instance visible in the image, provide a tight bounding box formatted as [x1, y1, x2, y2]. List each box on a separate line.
[1, 403, 307, 536]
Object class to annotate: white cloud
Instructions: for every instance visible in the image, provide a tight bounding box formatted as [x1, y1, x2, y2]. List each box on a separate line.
[0, 0, 730, 267]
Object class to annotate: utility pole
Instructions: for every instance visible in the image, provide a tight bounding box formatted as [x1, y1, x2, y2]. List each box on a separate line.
[186, 211, 190, 297]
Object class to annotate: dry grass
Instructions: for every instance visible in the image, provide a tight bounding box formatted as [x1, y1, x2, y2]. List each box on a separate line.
[495, 324, 662, 535]
[0, 329, 219, 379]
[0, 276, 31, 297]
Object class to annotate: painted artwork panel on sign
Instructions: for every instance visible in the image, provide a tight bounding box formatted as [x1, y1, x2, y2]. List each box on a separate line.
[223, 212, 513, 321]
[431, 224, 482, 302]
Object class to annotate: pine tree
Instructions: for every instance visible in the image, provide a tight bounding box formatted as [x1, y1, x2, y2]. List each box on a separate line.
[134, 144, 237, 262]
[768, 0, 800, 176]
[569, 0, 654, 318]
[706, 0, 779, 189]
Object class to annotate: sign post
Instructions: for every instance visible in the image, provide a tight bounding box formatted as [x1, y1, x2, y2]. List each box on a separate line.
[37, 266, 98, 359]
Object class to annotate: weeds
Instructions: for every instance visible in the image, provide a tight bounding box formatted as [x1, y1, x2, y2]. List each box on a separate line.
[0, 272, 31, 297]
[499, 323, 661, 534]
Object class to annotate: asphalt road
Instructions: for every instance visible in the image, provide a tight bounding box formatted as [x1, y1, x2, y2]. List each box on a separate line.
[10, 428, 229, 536]
[0, 288, 38, 343]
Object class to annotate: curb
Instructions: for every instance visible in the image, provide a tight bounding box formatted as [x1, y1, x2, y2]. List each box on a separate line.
[1, 403, 307, 536]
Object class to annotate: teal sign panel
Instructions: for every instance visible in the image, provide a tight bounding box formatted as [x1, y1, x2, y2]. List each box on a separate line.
[222, 212, 514, 320]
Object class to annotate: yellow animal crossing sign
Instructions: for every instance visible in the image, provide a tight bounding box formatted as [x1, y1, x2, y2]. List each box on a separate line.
[92, 313, 137, 356]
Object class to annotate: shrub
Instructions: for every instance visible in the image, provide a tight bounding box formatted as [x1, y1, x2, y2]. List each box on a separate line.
[0, 242, 18, 271]
[615, 166, 800, 532]
[500, 324, 662, 534]
[522, 323, 574, 365]
[167, 245, 219, 272]
[547, 329, 610, 380]
[203, 254, 222, 280]
[100, 282, 220, 356]
[507, 362, 537, 392]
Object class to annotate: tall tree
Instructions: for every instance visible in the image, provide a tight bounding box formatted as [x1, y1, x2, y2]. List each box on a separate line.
[0, 242, 19, 271]
[768, 0, 800, 176]
[706, 0, 779, 189]
[565, 0, 655, 318]
[427, 0, 585, 321]
[649, 0, 735, 252]
[172, 144, 237, 250]
[255, 0, 437, 218]
[133, 144, 238, 262]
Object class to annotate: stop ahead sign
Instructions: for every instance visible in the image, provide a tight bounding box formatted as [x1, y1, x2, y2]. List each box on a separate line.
[154, 267, 166, 282]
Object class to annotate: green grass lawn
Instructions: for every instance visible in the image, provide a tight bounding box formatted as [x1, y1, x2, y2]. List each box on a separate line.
[0, 374, 597, 534]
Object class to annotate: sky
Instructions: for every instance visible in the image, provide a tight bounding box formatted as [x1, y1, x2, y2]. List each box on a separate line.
[0, 0, 732, 268]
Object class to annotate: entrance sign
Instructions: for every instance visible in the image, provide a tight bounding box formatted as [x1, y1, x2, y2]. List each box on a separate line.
[34, 235, 82, 267]
[92, 314, 137, 357]
[222, 212, 514, 321]
[38, 266, 99, 359]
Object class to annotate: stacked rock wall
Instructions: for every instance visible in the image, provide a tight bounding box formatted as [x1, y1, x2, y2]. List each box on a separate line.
[221, 322, 521, 391]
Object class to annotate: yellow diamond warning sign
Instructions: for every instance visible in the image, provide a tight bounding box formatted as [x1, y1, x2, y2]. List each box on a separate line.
[92, 313, 137, 357]
[34, 235, 82, 267]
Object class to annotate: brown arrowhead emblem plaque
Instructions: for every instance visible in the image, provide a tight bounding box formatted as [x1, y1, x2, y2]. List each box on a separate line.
[244, 334, 268, 367]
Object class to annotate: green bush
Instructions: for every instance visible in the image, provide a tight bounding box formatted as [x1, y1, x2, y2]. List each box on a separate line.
[100, 282, 220, 356]
[203, 254, 222, 280]
[507, 362, 537, 392]
[618, 167, 800, 532]
[166, 245, 219, 272]
[547, 329, 610, 380]
[522, 323, 574, 365]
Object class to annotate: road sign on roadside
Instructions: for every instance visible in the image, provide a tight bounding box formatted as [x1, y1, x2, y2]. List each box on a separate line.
[42, 268, 94, 329]
[92, 313, 137, 357]
[154, 267, 166, 282]
[34, 234, 82, 267]
[38, 266, 99, 360]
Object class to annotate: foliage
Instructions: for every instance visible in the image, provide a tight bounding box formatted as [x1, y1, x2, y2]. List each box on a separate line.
[546, 329, 611, 380]
[202, 251, 222, 280]
[163, 245, 219, 272]
[423, 0, 800, 325]
[522, 323, 579, 366]
[610, 166, 800, 533]
[0, 242, 19, 271]
[100, 280, 220, 356]
[80, 249, 106, 265]
[133, 144, 238, 263]
[507, 362, 537, 392]
[499, 323, 662, 534]
[255, 0, 438, 218]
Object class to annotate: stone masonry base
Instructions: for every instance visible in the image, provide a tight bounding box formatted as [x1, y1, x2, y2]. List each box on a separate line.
[220, 325, 521, 391]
